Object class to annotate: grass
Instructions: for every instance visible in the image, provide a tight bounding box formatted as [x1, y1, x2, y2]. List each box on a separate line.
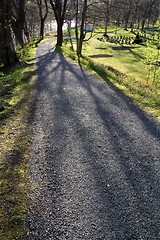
[62, 26, 160, 121]
[0, 40, 37, 239]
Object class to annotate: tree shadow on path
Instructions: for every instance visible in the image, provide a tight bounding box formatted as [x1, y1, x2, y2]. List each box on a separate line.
[29, 43, 160, 240]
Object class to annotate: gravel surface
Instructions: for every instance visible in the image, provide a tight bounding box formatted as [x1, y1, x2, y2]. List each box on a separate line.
[27, 40, 160, 240]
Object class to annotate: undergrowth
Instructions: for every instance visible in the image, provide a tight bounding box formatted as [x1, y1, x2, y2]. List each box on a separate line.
[0, 40, 36, 239]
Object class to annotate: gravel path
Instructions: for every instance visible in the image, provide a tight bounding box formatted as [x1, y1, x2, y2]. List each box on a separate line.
[27, 40, 160, 240]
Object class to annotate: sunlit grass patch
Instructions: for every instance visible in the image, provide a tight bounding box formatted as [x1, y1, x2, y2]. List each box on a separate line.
[62, 28, 160, 121]
[0, 41, 36, 121]
[0, 41, 36, 239]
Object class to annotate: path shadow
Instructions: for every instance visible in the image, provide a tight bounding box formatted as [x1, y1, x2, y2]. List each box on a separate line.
[88, 54, 113, 58]
[29, 43, 160, 239]
[111, 45, 145, 60]
[111, 46, 136, 51]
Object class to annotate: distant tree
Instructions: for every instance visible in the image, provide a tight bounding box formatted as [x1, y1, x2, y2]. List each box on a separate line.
[65, 1, 77, 51]
[25, 1, 40, 39]
[129, 0, 141, 31]
[74, 0, 88, 57]
[122, 0, 133, 30]
[100, 0, 112, 35]
[140, 0, 160, 30]
[78, 0, 88, 56]
[36, 0, 48, 39]
[49, 0, 68, 47]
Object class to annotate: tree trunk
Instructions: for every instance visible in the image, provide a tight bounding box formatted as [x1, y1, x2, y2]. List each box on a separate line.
[141, 20, 145, 31]
[68, 20, 74, 51]
[104, 20, 108, 35]
[0, 1, 19, 67]
[37, 0, 48, 40]
[0, 23, 19, 67]
[24, 21, 30, 42]
[75, 0, 79, 54]
[124, 19, 128, 30]
[11, 0, 26, 46]
[50, 0, 68, 48]
[57, 20, 63, 47]
[40, 19, 45, 39]
[77, 0, 87, 57]
[130, 20, 134, 32]
[11, 23, 24, 46]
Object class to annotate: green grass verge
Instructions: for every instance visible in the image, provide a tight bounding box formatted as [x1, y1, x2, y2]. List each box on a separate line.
[62, 27, 160, 121]
[0, 41, 37, 239]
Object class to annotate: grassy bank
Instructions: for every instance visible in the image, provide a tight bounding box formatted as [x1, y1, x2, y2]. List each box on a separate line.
[0, 41, 36, 239]
[62, 27, 160, 121]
